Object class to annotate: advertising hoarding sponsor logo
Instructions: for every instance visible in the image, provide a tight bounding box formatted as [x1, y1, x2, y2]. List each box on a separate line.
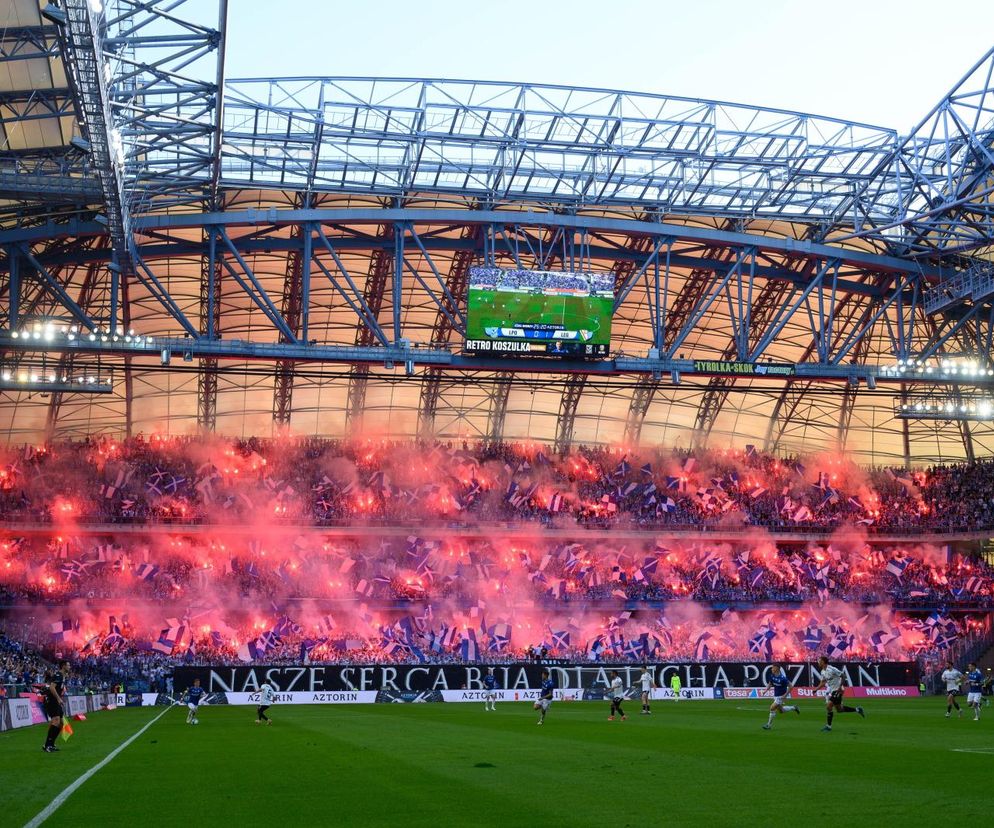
[693, 360, 795, 376]
[224, 691, 378, 705]
[10, 698, 33, 727]
[721, 686, 919, 699]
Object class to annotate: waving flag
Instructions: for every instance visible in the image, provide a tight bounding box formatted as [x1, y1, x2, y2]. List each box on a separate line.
[237, 637, 266, 662]
[135, 563, 159, 581]
[801, 625, 824, 651]
[748, 627, 776, 659]
[886, 556, 912, 579]
[50, 618, 75, 642]
[60, 560, 88, 582]
[869, 629, 901, 654]
[460, 635, 480, 662]
[487, 623, 512, 651]
[826, 631, 853, 659]
[153, 626, 183, 655]
[694, 631, 713, 661]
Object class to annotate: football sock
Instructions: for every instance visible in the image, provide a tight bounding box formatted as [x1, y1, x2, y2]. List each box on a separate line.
[826, 710, 834, 726]
[45, 724, 60, 748]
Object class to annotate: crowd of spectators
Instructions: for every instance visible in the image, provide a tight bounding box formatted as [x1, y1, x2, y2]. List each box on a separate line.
[468, 267, 611, 294]
[0, 627, 122, 695]
[3, 605, 987, 683]
[2, 527, 992, 610]
[3, 435, 994, 679]
[0, 628, 46, 693]
[3, 435, 994, 534]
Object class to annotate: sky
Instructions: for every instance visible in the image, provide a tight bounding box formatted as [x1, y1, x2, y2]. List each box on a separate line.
[215, 0, 994, 133]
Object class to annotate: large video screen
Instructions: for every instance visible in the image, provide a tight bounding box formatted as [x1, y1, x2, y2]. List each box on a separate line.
[465, 266, 613, 357]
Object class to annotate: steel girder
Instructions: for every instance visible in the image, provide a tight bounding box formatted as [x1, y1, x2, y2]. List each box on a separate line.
[221, 77, 898, 225]
[834, 335, 872, 452]
[0, 20, 93, 207]
[197, 226, 222, 431]
[624, 221, 740, 444]
[273, 202, 307, 429]
[0, 208, 948, 281]
[690, 277, 794, 449]
[45, 251, 104, 438]
[417, 235, 477, 439]
[57, 0, 135, 275]
[49, 1, 224, 271]
[554, 374, 587, 454]
[485, 379, 511, 444]
[847, 46, 994, 258]
[763, 284, 884, 452]
[1, 211, 985, 400]
[345, 226, 393, 431]
[690, 225, 826, 448]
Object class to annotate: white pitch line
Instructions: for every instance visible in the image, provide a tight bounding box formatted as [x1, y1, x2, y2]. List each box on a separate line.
[24, 704, 175, 828]
[950, 747, 994, 754]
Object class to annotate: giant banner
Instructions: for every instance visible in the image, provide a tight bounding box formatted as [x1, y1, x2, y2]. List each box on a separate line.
[174, 662, 916, 699]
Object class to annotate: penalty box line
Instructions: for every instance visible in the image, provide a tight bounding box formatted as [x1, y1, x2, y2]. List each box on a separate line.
[23, 704, 176, 828]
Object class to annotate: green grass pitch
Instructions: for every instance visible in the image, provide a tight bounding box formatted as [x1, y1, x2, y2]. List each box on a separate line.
[3, 699, 991, 827]
[467, 288, 613, 345]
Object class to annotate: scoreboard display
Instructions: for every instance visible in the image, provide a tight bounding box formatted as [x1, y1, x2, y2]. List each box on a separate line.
[465, 266, 613, 357]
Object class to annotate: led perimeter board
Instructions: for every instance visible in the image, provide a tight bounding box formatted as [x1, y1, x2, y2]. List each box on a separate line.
[465, 267, 614, 357]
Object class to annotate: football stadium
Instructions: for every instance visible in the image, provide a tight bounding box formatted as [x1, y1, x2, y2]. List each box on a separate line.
[2, 1, 994, 825]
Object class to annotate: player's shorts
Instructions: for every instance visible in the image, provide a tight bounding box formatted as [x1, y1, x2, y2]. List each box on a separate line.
[967, 692, 982, 705]
[670, 686, 682, 693]
[538, 698, 551, 711]
[187, 702, 200, 711]
[771, 694, 789, 706]
[945, 689, 960, 697]
[640, 687, 652, 695]
[611, 696, 623, 704]
[485, 691, 496, 698]
[43, 701, 64, 719]
[828, 689, 845, 706]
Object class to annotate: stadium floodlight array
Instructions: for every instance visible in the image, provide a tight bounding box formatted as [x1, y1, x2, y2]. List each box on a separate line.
[0, 369, 114, 394]
[894, 394, 994, 420]
[878, 357, 994, 380]
[7, 321, 151, 348]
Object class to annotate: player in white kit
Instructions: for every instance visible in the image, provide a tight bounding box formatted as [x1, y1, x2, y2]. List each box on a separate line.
[639, 666, 655, 715]
[256, 681, 276, 724]
[607, 670, 627, 721]
[940, 662, 964, 718]
[815, 657, 865, 732]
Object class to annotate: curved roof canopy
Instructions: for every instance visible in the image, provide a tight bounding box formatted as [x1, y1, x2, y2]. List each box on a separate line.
[1, 0, 993, 466]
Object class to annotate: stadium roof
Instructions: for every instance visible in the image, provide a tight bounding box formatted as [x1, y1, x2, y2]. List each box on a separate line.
[1, 0, 993, 465]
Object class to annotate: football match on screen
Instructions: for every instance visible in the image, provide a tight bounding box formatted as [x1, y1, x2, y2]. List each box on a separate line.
[466, 267, 614, 357]
[2, 0, 994, 826]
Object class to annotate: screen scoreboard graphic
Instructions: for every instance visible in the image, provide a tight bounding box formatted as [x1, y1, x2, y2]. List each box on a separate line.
[465, 266, 614, 357]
